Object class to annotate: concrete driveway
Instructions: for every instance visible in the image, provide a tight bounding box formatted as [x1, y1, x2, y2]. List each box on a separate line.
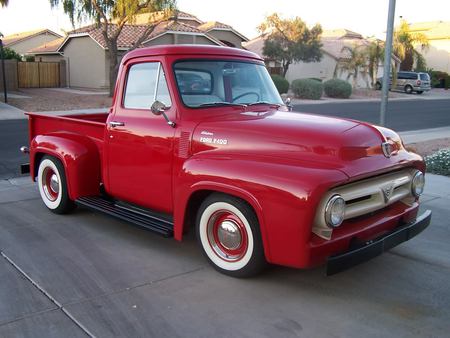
[0, 174, 449, 338]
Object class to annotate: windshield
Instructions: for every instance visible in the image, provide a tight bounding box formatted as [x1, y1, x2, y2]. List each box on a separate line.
[420, 73, 430, 81]
[173, 60, 284, 108]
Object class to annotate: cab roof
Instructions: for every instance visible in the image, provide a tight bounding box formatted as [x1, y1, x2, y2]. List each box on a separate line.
[123, 44, 263, 63]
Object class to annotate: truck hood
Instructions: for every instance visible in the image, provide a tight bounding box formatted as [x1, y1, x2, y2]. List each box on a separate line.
[191, 109, 418, 179]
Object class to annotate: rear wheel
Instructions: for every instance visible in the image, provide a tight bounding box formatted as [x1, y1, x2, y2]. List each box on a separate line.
[417, 91, 423, 94]
[37, 155, 75, 214]
[375, 82, 382, 90]
[405, 85, 413, 94]
[196, 193, 266, 277]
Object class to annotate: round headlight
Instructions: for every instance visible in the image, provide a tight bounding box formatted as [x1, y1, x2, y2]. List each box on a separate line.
[325, 195, 346, 228]
[412, 171, 425, 197]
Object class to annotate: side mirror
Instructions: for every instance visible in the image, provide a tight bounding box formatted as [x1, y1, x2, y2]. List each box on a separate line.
[151, 100, 166, 115]
[285, 97, 293, 112]
[150, 100, 175, 128]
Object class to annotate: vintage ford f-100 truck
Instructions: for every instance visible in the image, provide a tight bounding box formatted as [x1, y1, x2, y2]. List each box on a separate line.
[21, 45, 431, 277]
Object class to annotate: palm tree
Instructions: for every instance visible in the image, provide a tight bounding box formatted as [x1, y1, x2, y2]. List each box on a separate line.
[334, 44, 369, 89]
[394, 19, 429, 71]
[366, 40, 384, 88]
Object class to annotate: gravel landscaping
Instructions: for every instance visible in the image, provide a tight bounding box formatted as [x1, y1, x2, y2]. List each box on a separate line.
[406, 137, 450, 157]
[2, 88, 112, 112]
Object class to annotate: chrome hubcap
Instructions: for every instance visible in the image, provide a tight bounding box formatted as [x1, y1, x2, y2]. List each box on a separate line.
[217, 220, 242, 250]
[42, 167, 59, 201]
[50, 174, 59, 193]
[207, 210, 248, 262]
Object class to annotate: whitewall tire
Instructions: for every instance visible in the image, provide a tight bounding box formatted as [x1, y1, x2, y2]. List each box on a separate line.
[37, 155, 74, 214]
[196, 193, 266, 277]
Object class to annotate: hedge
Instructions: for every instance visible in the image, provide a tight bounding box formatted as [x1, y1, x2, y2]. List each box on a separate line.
[323, 79, 352, 98]
[271, 74, 289, 94]
[291, 79, 323, 100]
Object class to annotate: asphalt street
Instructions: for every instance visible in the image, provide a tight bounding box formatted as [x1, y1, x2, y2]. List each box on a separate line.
[0, 175, 449, 337]
[0, 119, 29, 180]
[293, 98, 450, 131]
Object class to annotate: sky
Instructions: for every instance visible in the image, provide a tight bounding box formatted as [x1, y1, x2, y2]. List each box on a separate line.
[0, 0, 449, 40]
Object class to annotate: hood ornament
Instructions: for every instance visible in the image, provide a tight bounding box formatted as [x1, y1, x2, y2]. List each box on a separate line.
[382, 184, 395, 203]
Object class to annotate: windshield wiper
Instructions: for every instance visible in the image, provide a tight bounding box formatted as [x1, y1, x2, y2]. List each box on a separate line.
[198, 102, 247, 108]
[246, 101, 281, 108]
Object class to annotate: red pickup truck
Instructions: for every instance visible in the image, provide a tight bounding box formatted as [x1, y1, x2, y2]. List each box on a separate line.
[22, 45, 431, 277]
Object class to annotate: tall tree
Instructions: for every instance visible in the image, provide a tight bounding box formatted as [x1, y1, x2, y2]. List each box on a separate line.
[258, 13, 323, 77]
[366, 40, 383, 88]
[393, 19, 429, 71]
[50, 0, 176, 96]
[0, 0, 8, 7]
[334, 44, 369, 89]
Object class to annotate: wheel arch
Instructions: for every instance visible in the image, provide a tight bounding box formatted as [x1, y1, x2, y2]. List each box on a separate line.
[175, 183, 270, 259]
[31, 134, 101, 200]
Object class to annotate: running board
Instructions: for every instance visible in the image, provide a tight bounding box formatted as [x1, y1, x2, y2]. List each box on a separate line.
[75, 196, 174, 237]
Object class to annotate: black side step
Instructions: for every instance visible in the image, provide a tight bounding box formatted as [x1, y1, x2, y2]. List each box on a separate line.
[75, 196, 174, 237]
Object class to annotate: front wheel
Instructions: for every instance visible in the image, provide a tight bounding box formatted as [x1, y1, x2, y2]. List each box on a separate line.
[417, 91, 423, 94]
[405, 85, 413, 94]
[37, 155, 75, 214]
[196, 193, 266, 277]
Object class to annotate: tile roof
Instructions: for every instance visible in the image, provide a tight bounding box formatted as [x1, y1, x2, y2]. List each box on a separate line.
[68, 24, 149, 49]
[28, 37, 65, 54]
[64, 20, 223, 50]
[408, 21, 450, 40]
[322, 29, 364, 40]
[146, 20, 205, 40]
[2, 29, 62, 47]
[197, 21, 233, 31]
[173, 10, 203, 22]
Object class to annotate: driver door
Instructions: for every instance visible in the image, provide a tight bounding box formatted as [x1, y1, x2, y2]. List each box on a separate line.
[105, 60, 175, 213]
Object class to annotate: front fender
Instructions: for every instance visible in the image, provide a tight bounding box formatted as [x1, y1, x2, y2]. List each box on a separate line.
[31, 133, 101, 200]
[174, 155, 347, 267]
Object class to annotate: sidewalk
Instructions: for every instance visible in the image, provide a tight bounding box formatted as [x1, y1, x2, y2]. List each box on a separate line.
[0, 102, 27, 120]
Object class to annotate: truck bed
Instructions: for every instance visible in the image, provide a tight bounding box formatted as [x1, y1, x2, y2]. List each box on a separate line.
[27, 112, 108, 150]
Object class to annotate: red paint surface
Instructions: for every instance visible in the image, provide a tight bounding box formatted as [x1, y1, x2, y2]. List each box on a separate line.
[26, 45, 426, 269]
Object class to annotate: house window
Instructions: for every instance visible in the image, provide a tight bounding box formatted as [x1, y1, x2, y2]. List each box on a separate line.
[124, 62, 172, 109]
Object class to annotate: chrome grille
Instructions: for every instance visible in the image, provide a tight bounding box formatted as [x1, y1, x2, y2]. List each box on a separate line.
[313, 169, 417, 240]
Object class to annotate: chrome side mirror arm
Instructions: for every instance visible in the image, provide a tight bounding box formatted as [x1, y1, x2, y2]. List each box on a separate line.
[151, 101, 176, 128]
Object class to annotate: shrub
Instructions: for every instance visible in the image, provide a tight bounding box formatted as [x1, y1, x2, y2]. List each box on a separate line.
[271, 74, 289, 94]
[323, 79, 352, 98]
[425, 148, 450, 176]
[2, 47, 22, 61]
[429, 70, 449, 88]
[291, 78, 323, 100]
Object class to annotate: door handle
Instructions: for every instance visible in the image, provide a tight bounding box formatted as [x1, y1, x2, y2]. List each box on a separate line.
[109, 121, 125, 128]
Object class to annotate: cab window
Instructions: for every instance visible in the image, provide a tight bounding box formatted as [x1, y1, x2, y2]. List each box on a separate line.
[124, 62, 172, 109]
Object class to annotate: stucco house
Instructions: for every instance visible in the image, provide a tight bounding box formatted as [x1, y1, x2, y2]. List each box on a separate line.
[2, 29, 61, 56]
[27, 11, 248, 89]
[244, 29, 398, 89]
[410, 21, 450, 73]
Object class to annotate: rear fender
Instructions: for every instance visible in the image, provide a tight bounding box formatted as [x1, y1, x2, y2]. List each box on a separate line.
[30, 134, 101, 200]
